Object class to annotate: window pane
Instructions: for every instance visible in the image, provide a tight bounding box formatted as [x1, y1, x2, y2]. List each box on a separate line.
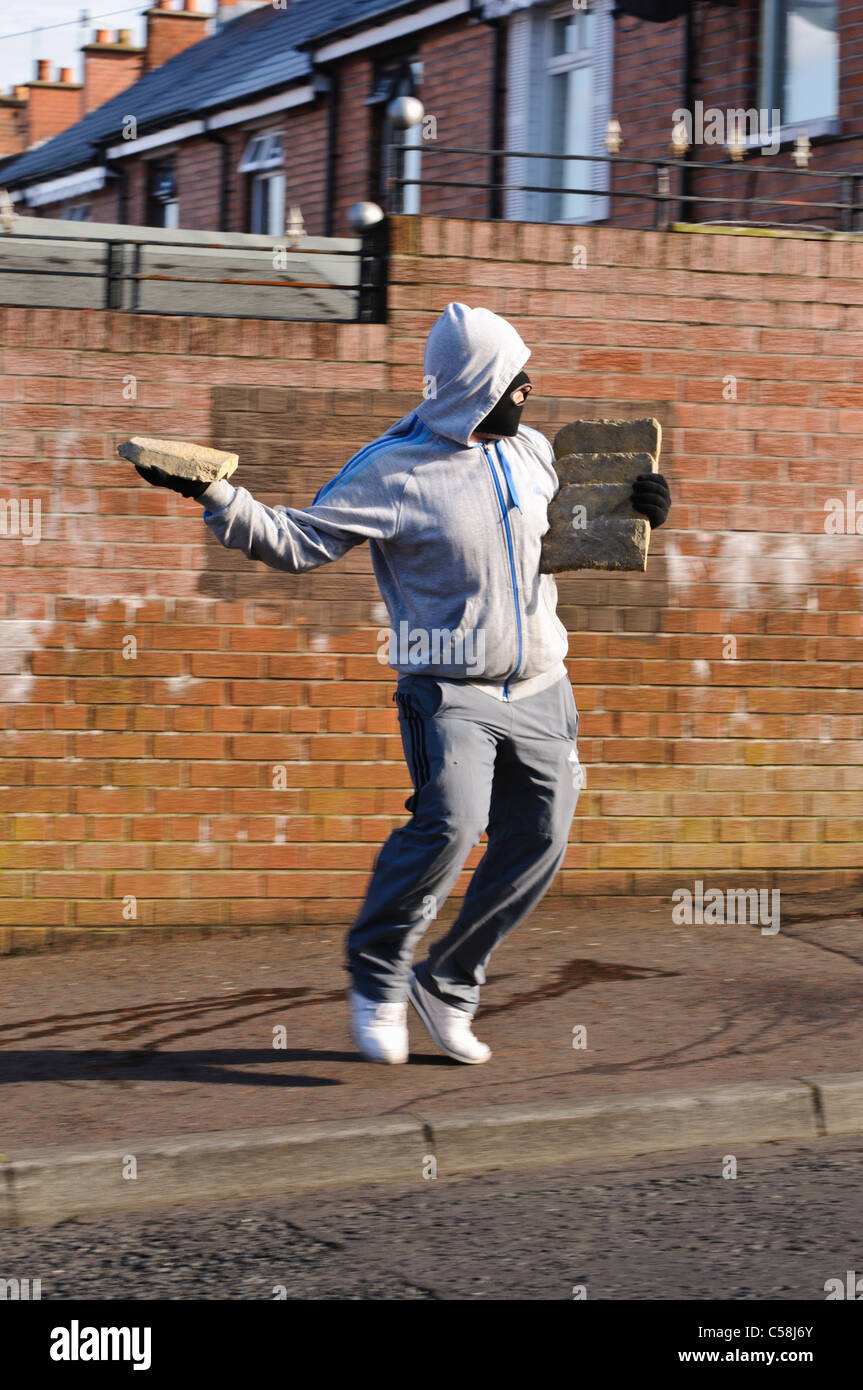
[549, 65, 594, 221]
[551, 9, 595, 53]
[250, 177, 264, 233]
[552, 14, 579, 54]
[267, 173, 285, 237]
[782, 0, 838, 122]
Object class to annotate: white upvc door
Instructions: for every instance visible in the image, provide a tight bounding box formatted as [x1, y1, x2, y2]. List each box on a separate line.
[505, 0, 613, 224]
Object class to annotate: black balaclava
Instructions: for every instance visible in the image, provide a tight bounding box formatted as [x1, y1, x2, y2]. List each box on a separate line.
[475, 369, 531, 438]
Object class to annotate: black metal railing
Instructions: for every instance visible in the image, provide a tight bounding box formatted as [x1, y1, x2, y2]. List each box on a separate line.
[388, 140, 863, 233]
[0, 227, 388, 322]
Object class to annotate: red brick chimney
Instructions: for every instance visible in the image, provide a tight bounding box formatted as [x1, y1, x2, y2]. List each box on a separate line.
[0, 85, 28, 159]
[24, 60, 83, 146]
[144, 0, 209, 74]
[82, 29, 145, 114]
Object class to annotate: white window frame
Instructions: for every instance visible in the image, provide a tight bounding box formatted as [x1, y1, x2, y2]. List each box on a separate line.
[240, 128, 286, 237]
[757, 0, 839, 143]
[238, 129, 284, 174]
[250, 170, 286, 237]
[504, 0, 613, 225]
[147, 159, 179, 230]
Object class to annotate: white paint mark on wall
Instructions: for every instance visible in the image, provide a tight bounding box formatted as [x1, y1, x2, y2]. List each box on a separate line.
[661, 539, 702, 595]
[0, 620, 51, 703]
[124, 598, 148, 622]
[165, 675, 197, 695]
[712, 533, 813, 608]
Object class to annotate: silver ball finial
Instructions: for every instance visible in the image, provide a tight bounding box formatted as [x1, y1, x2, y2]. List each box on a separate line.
[386, 95, 424, 130]
[347, 201, 385, 233]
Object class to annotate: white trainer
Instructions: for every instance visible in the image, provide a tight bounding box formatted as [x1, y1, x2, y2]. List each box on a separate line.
[348, 989, 409, 1064]
[408, 973, 491, 1064]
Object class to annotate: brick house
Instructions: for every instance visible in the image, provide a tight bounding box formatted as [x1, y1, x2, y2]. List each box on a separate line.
[0, 0, 857, 236]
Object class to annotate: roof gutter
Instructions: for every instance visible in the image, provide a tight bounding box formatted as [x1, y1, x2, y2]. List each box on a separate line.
[9, 165, 108, 207]
[309, 0, 473, 62]
[104, 84, 316, 161]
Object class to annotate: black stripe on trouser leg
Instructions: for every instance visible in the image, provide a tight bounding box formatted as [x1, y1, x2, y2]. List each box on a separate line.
[397, 693, 429, 790]
[411, 698, 430, 785]
[397, 694, 422, 790]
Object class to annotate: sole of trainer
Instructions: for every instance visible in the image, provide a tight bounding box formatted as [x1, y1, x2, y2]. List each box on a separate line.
[408, 978, 491, 1065]
[348, 992, 408, 1064]
[350, 1030, 408, 1065]
[356, 1049, 407, 1065]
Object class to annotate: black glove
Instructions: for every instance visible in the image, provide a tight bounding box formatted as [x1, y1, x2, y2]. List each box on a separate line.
[134, 463, 210, 500]
[632, 472, 671, 528]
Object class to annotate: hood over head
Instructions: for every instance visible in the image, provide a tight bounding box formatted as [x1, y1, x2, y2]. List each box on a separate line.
[415, 302, 531, 448]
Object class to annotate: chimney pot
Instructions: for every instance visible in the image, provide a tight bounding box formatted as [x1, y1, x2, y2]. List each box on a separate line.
[95, 28, 112, 42]
[156, 0, 173, 9]
[36, 59, 52, 81]
[59, 67, 75, 83]
[14, 85, 28, 100]
[118, 29, 133, 43]
[184, 0, 203, 9]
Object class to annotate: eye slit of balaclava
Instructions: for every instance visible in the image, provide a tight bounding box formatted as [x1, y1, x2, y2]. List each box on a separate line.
[475, 370, 532, 438]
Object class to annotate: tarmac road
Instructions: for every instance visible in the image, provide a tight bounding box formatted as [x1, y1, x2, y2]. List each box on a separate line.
[4, 1136, 862, 1301]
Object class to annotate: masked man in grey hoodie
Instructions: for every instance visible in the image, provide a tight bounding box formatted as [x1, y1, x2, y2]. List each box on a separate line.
[136, 302, 671, 1066]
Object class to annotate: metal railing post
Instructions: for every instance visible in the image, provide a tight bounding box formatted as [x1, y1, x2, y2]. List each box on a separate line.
[131, 242, 141, 311]
[388, 133, 406, 216]
[840, 174, 859, 233]
[104, 240, 124, 310]
[840, 175, 852, 232]
[655, 163, 672, 230]
[357, 216, 388, 324]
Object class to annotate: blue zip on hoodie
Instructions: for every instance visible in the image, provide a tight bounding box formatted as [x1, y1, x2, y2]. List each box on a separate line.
[482, 443, 522, 699]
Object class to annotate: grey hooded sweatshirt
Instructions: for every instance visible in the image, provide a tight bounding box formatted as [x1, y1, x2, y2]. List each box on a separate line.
[198, 301, 569, 701]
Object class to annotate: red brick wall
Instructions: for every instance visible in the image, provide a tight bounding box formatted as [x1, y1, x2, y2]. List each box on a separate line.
[417, 19, 495, 220]
[610, 0, 863, 231]
[332, 54, 375, 237]
[24, 83, 83, 147]
[174, 136, 225, 232]
[1, 215, 861, 947]
[0, 98, 27, 159]
[83, 48, 144, 114]
[280, 105, 329, 237]
[608, 10, 686, 228]
[143, 9, 208, 73]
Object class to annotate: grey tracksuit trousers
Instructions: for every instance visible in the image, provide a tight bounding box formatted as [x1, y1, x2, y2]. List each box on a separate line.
[346, 671, 583, 1013]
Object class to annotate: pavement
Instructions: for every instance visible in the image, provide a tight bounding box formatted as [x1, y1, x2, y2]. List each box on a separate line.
[2, 889, 862, 1227]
